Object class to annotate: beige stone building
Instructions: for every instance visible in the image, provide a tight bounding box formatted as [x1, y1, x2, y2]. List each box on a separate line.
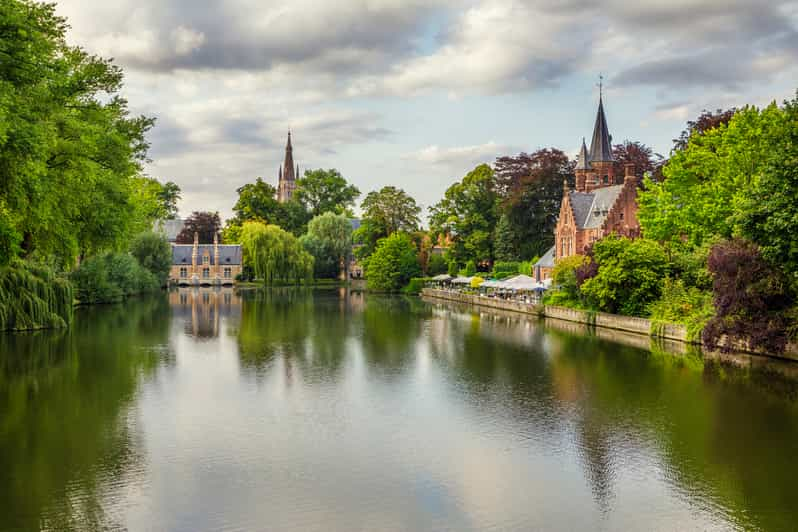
[169, 232, 242, 285]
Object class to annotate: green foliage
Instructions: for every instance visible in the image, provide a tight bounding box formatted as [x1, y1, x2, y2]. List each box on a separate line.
[491, 261, 520, 279]
[300, 212, 353, 279]
[427, 254, 448, 276]
[430, 164, 498, 266]
[638, 104, 780, 247]
[463, 260, 477, 277]
[550, 255, 589, 306]
[240, 221, 313, 286]
[447, 260, 459, 277]
[735, 91, 798, 283]
[71, 253, 158, 304]
[580, 236, 670, 316]
[0, 261, 73, 331]
[0, 0, 159, 267]
[402, 277, 430, 295]
[357, 186, 421, 259]
[0, 200, 21, 267]
[129, 232, 172, 285]
[295, 169, 360, 217]
[230, 178, 310, 235]
[519, 260, 536, 276]
[649, 278, 714, 341]
[365, 233, 421, 291]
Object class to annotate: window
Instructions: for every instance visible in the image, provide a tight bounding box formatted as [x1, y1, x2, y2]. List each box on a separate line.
[180, 267, 188, 278]
[202, 267, 210, 278]
[603, 175, 609, 184]
[619, 212, 624, 221]
[224, 267, 232, 279]
[202, 255, 210, 265]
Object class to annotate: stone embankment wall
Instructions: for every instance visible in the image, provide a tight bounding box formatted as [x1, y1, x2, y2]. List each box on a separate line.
[421, 288, 797, 362]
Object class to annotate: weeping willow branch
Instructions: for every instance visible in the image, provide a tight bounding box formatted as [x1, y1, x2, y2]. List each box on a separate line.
[0, 261, 73, 331]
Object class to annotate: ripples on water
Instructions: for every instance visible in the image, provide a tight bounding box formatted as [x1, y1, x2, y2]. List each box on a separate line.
[1, 288, 798, 531]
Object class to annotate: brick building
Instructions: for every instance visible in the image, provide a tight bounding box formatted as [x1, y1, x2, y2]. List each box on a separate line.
[535, 94, 641, 282]
[277, 131, 299, 203]
[169, 232, 242, 285]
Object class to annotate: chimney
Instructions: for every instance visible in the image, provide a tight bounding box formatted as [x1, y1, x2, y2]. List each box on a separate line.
[624, 163, 637, 185]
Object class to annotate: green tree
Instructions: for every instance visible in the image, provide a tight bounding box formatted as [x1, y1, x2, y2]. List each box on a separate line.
[231, 177, 310, 235]
[580, 236, 669, 316]
[638, 104, 778, 247]
[736, 91, 798, 282]
[0, 0, 155, 267]
[427, 254, 448, 276]
[239, 221, 313, 285]
[295, 169, 360, 217]
[430, 164, 499, 267]
[300, 212, 353, 279]
[365, 233, 421, 291]
[157, 181, 181, 220]
[361, 186, 421, 236]
[129, 232, 172, 285]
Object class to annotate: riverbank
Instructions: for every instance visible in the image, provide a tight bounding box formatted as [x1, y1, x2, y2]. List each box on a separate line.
[421, 288, 798, 362]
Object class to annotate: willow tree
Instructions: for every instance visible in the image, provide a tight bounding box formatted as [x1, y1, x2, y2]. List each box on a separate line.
[240, 222, 313, 285]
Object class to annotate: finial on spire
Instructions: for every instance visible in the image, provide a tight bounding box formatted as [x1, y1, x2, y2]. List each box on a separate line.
[597, 74, 603, 99]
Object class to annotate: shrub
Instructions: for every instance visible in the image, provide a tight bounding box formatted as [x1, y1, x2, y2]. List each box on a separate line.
[492, 261, 520, 276]
[402, 277, 430, 295]
[0, 261, 73, 331]
[702, 238, 794, 354]
[648, 278, 714, 341]
[130, 232, 172, 285]
[71, 253, 159, 304]
[427, 254, 448, 276]
[447, 260, 459, 277]
[463, 260, 477, 276]
[580, 236, 669, 316]
[366, 233, 422, 291]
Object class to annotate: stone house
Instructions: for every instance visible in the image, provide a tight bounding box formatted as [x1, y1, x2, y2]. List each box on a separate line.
[169, 232, 242, 285]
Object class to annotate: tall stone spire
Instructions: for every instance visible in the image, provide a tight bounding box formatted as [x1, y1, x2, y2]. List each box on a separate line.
[277, 130, 298, 202]
[588, 95, 613, 163]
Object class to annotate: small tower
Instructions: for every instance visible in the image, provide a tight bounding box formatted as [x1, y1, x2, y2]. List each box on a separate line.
[277, 131, 297, 203]
[575, 137, 591, 192]
[585, 89, 614, 191]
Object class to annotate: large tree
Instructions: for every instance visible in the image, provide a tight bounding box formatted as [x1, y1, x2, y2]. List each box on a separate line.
[229, 177, 310, 236]
[493, 149, 573, 261]
[612, 141, 664, 181]
[365, 232, 421, 291]
[239, 221, 313, 285]
[176, 211, 221, 244]
[294, 169, 360, 217]
[356, 186, 421, 259]
[300, 212, 354, 279]
[673, 108, 737, 151]
[0, 0, 157, 268]
[430, 163, 499, 268]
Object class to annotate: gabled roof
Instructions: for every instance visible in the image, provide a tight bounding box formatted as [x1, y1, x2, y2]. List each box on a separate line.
[171, 244, 242, 265]
[588, 96, 613, 163]
[565, 184, 624, 230]
[535, 246, 555, 268]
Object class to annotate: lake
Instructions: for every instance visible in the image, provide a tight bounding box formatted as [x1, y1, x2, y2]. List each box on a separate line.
[1, 288, 797, 531]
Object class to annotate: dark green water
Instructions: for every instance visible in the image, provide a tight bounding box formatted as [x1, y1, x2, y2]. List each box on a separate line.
[1, 288, 798, 531]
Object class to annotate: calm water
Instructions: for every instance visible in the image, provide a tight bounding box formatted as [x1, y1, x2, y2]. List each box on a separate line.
[2, 289, 798, 531]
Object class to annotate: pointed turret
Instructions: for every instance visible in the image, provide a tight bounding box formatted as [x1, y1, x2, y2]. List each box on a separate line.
[283, 131, 295, 182]
[576, 137, 591, 170]
[588, 95, 613, 163]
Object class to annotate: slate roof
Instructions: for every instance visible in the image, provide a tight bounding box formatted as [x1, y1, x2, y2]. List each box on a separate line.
[588, 97, 614, 163]
[575, 138, 591, 170]
[535, 246, 555, 268]
[349, 218, 362, 231]
[568, 185, 624, 230]
[171, 244, 242, 265]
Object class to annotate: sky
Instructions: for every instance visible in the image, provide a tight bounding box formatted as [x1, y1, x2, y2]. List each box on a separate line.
[54, 0, 798, 222]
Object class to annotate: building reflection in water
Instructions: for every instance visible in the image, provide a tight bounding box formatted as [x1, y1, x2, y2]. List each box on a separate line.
[169, 287, 241, 338]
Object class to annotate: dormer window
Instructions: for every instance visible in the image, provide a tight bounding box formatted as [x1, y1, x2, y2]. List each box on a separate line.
[202, 255, 210, 265]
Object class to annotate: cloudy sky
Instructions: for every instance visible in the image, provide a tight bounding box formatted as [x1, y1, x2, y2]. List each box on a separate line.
[55, 0, 798, 222]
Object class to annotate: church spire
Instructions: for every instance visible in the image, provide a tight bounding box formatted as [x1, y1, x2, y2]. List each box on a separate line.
[283, 130, 295, 182]
[588, 91, 613, 163]
[576, 137, 591, 170]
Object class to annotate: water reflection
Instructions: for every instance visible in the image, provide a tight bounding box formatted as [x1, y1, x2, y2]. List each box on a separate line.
[2, 289, 798, 531]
